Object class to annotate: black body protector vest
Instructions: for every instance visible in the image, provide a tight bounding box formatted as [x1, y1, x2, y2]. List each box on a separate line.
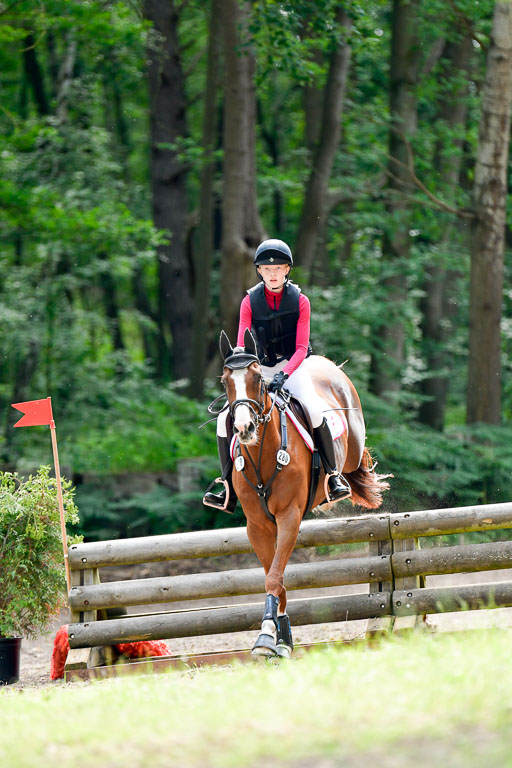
[248, 281, 313, 367]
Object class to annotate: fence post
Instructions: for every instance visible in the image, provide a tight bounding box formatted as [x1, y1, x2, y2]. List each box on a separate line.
[392, 538, 423, 633]
[367, 517, 394, 638]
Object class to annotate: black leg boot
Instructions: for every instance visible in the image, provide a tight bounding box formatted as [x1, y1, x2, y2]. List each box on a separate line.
[313, 419, 351, 502]
[203, 436, 238, 512]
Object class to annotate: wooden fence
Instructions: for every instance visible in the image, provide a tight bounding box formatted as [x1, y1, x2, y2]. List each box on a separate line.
[65, 502, 512, 675]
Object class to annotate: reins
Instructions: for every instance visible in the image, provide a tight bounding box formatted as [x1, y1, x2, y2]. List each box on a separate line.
[234, 390, 289, 526]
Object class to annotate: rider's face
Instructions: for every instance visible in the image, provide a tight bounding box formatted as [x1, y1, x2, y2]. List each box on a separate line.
[257, 264, 290, 291]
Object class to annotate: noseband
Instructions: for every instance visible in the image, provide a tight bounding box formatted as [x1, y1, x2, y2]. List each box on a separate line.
[229, 376, 274, 427]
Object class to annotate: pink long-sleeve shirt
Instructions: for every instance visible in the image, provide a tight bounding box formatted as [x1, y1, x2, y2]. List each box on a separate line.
[237, 284, 311, 376]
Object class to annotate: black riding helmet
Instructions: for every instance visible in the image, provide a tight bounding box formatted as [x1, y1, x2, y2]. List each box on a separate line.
[254, 239, 293, 266]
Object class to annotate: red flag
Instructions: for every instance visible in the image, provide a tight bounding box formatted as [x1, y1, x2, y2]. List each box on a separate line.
[11, 397, 53, 428]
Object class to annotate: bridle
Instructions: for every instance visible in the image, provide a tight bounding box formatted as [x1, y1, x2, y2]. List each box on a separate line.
[228, 374, 276, 428]
[204, 369, 275, 427]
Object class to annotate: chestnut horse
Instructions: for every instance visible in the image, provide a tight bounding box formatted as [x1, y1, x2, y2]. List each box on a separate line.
[218, 329, 388, 658]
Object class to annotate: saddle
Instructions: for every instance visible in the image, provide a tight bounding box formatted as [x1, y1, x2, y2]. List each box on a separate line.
[276, 391, 346, 450]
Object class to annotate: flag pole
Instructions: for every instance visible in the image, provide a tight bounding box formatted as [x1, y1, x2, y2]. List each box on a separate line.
[11, 395, 71, 592]
[49, 413, 71, 593]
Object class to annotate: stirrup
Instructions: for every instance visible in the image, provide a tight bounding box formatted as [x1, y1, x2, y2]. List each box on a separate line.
[203, 478, 232, 511]
[324, 472, 351, 503]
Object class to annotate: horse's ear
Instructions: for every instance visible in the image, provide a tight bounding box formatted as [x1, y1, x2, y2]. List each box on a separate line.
[244, 328, 257, 357]
[219, 330, 233, 360]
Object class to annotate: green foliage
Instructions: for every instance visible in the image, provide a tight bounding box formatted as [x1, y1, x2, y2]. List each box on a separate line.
[70, 454, 241, 542]
[0, 466, 79, 639]
[10, 356, 218, 475]
[369, 420, 512, 512]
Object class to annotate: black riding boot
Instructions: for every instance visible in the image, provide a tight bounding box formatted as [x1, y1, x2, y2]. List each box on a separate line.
[313, 419, 351, 502]
[203, 436, 237, 512]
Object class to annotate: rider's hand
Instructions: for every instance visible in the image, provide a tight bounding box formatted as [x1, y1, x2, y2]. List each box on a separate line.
[268, 371, 289, 394]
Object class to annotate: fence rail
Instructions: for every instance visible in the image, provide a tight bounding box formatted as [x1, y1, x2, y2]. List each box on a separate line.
[66, 502, 512, 657]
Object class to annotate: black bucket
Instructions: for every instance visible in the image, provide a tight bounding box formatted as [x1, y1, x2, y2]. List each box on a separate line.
[0, 637, 22, 685]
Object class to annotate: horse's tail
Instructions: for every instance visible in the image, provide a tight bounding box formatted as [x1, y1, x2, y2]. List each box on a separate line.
[344, 447, 391, 510]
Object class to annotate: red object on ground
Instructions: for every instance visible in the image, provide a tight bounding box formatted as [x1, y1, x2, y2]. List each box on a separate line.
[11, 397, 53, 428]
[51, 625, 71, 680]
[115, 640, 171, 658]
[50, 625, 172, 680]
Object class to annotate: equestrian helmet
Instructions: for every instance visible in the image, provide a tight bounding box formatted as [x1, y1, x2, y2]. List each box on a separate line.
[254, 239, 293, 266]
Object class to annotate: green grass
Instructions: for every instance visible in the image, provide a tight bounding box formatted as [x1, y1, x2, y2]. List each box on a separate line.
[2, 630, 512, 767]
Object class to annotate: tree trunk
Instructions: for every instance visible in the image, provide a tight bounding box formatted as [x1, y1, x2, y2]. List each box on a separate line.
[101, 48, 158, 367]
[302, 47, 324, 153]
[46, 30, 59, 102]
[145, 0, 193, 380]
[294, 6, 352, 277]
[23, 33, 50, 116]
[418, 36, 473, 430]
[103, 47, 132, 175]
[98, 253, 125, 353]
[189, 0, 222, 398]
[219, 0, 264, 341]
[369, 0, 420, 399]
[56, 32, 77, 124]
[467, 2, 512, 424]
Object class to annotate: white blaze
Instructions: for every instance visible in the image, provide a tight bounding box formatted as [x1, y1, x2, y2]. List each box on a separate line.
[232, 369, 252, 434]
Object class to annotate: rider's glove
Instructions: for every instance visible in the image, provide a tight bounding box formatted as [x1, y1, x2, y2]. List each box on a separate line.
[268, 371, 289, 394]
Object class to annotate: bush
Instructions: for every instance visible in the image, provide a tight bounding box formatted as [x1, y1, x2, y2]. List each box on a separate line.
[0, 466, 79, 638]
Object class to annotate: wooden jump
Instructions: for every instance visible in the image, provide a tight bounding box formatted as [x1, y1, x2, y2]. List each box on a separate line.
[65, 502, 512, 676]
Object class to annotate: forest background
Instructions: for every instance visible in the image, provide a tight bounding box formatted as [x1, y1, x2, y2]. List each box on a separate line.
[2, 0, 512, 541]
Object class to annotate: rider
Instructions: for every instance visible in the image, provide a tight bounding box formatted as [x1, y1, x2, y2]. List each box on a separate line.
[203, 238, 351, 511]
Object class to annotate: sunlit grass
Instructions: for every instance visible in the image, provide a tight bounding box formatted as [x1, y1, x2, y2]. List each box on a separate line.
[2, 630, 512, 767]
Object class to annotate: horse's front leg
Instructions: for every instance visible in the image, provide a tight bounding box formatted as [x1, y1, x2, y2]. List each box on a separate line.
[246, 517, 280, 658]
[260, 510, 301, 660]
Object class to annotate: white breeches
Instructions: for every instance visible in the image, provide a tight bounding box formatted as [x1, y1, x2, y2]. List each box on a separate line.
[217, 358, 325, 437]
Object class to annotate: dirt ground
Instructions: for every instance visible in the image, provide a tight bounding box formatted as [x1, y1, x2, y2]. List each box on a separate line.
[10, 548, 512, 691]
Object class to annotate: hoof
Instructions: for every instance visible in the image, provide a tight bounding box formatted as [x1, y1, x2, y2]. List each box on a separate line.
[251, 633, 277, 658]
[275, 643, 292, 660]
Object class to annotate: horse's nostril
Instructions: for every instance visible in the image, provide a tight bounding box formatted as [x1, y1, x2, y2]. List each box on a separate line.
[233, 426, 240, 434]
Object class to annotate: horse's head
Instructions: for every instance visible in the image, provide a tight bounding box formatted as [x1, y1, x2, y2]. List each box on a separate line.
[220, 329, 264, 445]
